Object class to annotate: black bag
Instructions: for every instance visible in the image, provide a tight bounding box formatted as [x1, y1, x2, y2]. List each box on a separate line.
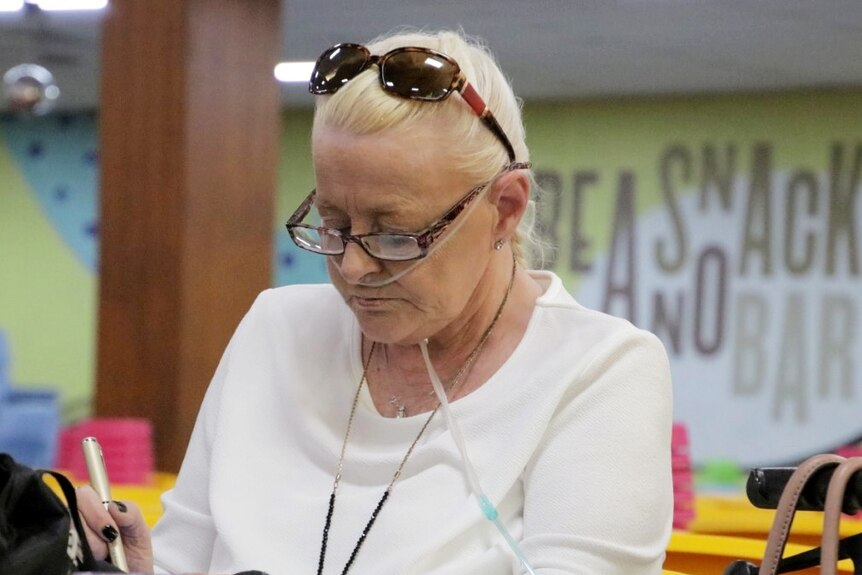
[0, 452, 122, 575]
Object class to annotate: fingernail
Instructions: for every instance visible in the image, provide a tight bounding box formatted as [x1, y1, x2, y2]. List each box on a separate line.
[101, 524, 118, 542]
[113, 500, 128, 513]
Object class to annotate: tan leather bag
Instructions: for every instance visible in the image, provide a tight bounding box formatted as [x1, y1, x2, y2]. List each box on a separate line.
[758, 454, 846, 574]
[731, 454, 862, 575]
[821, 457, 862, 575]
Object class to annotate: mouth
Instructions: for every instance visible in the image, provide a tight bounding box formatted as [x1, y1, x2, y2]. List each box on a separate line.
[351, 295, 395, 309]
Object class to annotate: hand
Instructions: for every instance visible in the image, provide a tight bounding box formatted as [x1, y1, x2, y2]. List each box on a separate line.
[76, 485, 154, 574]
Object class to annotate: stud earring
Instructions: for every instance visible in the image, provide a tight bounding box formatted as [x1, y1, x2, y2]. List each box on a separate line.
[494, 239, 505, 251]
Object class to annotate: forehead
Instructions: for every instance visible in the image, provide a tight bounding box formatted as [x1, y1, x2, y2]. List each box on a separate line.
[311, 125, 470, 216]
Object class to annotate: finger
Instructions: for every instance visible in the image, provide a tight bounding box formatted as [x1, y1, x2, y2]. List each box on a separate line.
[107, 499, 154, 571]
[77, 510, 108, 559]
[76, 485, 121, 556]
[108, 499, 151, 546]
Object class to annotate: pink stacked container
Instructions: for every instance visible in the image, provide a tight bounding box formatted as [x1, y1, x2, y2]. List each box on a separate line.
[671, 422, 695, 529]
[57, 417, 154, 485]
[836, 444, 862, 459]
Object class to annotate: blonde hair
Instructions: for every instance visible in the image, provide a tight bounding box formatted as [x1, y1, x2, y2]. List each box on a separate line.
[312, 29, 545, 266]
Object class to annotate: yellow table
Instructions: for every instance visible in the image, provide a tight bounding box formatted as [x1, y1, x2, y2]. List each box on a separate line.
[665, 531, 853, 574]
[690, 494, 862, 547]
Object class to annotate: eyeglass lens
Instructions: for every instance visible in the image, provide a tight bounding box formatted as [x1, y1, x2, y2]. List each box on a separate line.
[290, 227, 337, 255]
[289, 197, 428, 261]
[310, 45, 369, 93]
[380, 50, 458, 100]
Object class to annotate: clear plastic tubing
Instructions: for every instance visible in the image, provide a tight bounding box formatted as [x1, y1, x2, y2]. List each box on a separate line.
[419, 339, 537, 575]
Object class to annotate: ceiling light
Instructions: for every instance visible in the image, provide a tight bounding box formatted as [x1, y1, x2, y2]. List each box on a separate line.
[0, 0, 24, 11]
[274, 62, 315, 83]
[30, 0, 108, 10]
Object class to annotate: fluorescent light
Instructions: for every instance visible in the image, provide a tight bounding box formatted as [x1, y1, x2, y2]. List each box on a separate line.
[274, 61, 315, 83]
[32, 0, 108, 10]
[0, 0, 24, 11]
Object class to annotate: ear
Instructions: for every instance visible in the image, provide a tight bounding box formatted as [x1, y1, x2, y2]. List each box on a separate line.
[486, 170, 531, 242]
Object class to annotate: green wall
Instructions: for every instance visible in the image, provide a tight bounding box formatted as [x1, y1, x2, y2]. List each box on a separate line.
[0, 115, 97, 422]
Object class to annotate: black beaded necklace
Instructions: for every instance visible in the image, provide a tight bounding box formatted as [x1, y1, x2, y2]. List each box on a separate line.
[316, 258, 516, 575]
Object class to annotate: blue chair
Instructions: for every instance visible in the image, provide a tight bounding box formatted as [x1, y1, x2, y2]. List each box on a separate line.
[0, 329, 61, 469]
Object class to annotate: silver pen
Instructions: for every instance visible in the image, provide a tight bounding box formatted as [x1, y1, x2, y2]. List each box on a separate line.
[82, 436, 129, 572]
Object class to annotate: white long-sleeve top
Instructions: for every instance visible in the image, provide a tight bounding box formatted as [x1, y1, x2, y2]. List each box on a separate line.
[151, 271, 673, 575]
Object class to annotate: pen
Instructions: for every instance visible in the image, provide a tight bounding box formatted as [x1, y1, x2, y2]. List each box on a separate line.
[82, 436, 129, 572]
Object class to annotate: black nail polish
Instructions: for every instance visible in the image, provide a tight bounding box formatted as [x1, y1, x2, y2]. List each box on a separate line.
[113, 500, 128, 513]
[101, 524, 118, 542]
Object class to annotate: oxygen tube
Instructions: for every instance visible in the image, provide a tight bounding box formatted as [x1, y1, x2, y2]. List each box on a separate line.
[418, 340, 537, 575]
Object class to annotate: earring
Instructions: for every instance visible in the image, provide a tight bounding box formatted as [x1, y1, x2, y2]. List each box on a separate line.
[494, 239, 505, 251]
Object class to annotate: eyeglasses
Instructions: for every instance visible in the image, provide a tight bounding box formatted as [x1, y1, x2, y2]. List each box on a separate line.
[309, 43, 518, 163]
[285, 162, 531, 262]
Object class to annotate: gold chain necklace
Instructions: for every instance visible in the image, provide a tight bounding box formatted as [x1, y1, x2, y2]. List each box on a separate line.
[384, 313, 494, 418]
[316, 257, 516, 575]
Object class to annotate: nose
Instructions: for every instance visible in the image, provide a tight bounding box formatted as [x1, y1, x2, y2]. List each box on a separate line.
[334, 241, 383, 285]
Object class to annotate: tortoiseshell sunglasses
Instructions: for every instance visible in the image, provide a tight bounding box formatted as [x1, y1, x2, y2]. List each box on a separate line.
[309, 43, 518, 163]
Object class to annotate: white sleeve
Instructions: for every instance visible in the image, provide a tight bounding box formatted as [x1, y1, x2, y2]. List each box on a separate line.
[520, 329, 674, 574]
[150, 304, 245, 575]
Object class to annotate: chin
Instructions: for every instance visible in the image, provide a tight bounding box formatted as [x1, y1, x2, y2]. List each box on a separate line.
[356, 317, 410, 345]
[353, 311, 424, 346]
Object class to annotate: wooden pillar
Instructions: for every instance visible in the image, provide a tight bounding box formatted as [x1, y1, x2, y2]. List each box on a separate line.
[96, 0, 280, 472]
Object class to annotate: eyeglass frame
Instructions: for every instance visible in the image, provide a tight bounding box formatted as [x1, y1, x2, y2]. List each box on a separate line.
[285, 161, 531, 262]
[309, 43, 518, 163]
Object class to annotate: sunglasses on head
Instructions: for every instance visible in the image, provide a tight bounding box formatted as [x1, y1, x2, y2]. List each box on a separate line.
[309, 43, 518, 163]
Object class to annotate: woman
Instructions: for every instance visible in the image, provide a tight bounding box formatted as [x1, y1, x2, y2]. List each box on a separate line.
[79, 30, 673, 574]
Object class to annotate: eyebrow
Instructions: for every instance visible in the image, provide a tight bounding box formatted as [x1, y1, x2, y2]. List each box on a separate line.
[316, 193, 429, 221]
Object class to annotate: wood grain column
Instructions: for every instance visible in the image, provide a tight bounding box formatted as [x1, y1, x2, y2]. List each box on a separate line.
[97, 0, 280, 472]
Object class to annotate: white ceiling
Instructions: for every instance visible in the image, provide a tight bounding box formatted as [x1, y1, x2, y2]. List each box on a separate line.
[1, 0, 862, 113]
